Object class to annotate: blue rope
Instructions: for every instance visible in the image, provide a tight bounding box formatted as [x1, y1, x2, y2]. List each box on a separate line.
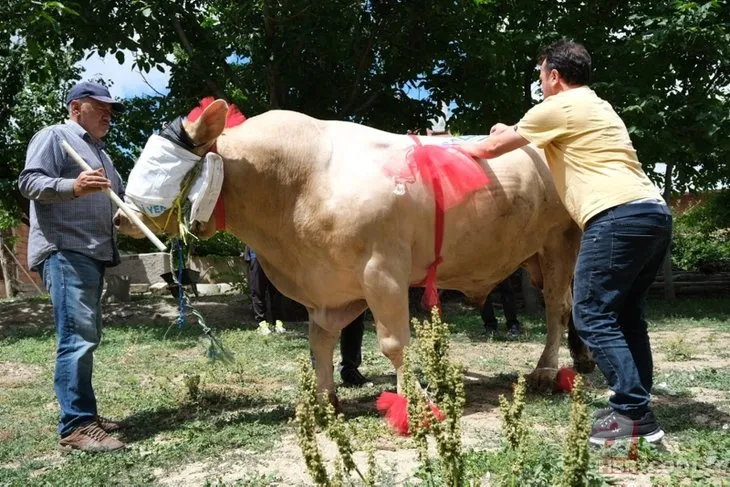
[176, 239, 185, 328]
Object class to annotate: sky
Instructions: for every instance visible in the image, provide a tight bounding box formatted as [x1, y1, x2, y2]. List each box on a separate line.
[78, 50, 171, 99]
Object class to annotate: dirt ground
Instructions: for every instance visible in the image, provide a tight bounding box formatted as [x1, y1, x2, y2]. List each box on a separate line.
[0, 294, 254, 338]
[3, 295, 729, 486]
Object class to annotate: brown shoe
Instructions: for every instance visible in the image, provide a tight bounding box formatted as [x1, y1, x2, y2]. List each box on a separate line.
[96, 415, 122, 432]
[59, 423, 125, 452]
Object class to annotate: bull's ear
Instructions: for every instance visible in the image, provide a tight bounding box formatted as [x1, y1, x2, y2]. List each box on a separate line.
[185, 99, 228, 147]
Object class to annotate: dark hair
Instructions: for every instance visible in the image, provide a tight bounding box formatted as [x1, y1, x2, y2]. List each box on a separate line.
[537, 39, 592, 85]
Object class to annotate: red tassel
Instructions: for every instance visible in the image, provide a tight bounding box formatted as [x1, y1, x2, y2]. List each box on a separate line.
[376, 392, 409, 435]
[187, 98, 247, 129]
[376, 391, 445, 436]
[226, 104, 246, 127]
[421, 261, 442, 313]
[556, 367, 577, 392]
[408, 144, 489, 210]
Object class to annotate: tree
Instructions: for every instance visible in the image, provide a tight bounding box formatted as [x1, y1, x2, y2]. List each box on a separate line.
[605, 0, 730, 193]
[2, 0, 728, 226]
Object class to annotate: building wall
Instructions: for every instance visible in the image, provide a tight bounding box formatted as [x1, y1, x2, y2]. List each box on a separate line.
[0, 224, 43, 297]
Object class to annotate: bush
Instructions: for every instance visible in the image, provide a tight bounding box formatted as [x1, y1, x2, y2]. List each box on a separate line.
[117, 230, 246, 257]
[191, 231, 246, 257]
[671, 190, 730, 272]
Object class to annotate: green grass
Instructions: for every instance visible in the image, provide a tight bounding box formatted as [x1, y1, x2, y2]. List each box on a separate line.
[1, 295, 729, 486]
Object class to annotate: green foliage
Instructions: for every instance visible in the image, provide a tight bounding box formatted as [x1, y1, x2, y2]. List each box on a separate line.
[2, 0, 730, 224]
[411, 308, 467, 487]
[560, 374, 591, 487]
[294, 357, 330, 486]
[118, 230, 245, 258]
[499, 374, 529, 479]
[663, 336, 695, 362]
[192, 231, 246, 257]
[0, 207, 19, 233]
[499, 375, 528, 452]
[672, 191, 730, 271]
[294, 356, 368, 486]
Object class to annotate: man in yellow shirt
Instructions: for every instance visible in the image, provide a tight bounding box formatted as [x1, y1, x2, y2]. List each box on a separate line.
[460, 39, 672, 445]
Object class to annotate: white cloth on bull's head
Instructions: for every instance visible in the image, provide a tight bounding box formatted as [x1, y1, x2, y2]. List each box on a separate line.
[125, 134, 202, 217]
[188, 152, 224, 224]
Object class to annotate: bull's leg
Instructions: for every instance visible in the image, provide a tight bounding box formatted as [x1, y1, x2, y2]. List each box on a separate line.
[527, 225, 583, 391]
[361, 255, 412, 394]
[308, 319, 340, 411]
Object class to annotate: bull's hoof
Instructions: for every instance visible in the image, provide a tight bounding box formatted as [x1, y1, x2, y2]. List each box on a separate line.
[526, 368, 558, 392]
[573, 357, 596, 374]
[327, 391, 342, 414]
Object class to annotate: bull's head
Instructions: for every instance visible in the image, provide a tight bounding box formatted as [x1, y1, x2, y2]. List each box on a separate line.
[113, 99, 229, 240]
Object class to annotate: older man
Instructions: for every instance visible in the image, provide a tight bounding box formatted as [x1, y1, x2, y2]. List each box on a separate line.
[18, 81, 126, 452]
[460, 39, 671, 445]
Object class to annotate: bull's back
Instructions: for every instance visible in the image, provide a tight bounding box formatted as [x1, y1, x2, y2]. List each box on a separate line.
[415, 145, 573, 294]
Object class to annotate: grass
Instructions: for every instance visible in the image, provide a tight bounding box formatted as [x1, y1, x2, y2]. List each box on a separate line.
[0, 295, 729, 486]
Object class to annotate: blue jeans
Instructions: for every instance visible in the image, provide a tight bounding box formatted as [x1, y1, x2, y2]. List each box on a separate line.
[40, 250, 105, 437]
[573, 202, 672, 418]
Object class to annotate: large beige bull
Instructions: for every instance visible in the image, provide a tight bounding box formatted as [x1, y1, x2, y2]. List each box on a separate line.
[115, 99, 593, 407]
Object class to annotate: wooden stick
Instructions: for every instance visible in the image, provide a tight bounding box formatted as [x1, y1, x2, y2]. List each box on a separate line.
[60, 140, 167, 252]
[3, 243, 45, 294]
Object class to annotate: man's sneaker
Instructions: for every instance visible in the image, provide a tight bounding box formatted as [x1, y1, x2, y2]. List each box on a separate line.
[484, 325, 498, 338]
[59, 423, 125, 452]
[341, 368, 372, 388]
[96, 416, 122, 432]
[592, 407, 613, 420]
[589, 410, 664, 446]
[506, 324, 521, 340]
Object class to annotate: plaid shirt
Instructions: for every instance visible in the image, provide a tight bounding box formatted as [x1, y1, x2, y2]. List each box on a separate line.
[18, 120, 125, 271]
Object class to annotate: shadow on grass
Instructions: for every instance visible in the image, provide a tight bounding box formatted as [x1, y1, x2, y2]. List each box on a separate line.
[653, 395, 730, 434]
[0, 294, 312, 345]
[119, 389, 294, 443]
[338, 370, 519, 420]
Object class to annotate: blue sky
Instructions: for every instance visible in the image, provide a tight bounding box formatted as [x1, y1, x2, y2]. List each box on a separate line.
[78, 50, 171, 99]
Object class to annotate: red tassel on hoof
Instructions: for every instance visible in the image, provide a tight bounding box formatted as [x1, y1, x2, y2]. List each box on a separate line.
[376, 392, 409, 435]
[429, 402, 445, 423]
[555, 367, 577, 392]
[376, 391, 445, 435]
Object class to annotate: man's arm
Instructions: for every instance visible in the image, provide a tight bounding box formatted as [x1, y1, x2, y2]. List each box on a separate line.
[459, 124, 529, 160]
[18, 129, 77, 202]
[19, 129, 111, 202]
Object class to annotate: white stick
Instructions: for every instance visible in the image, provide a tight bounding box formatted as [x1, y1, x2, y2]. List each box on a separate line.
[60, 140, 167, 252]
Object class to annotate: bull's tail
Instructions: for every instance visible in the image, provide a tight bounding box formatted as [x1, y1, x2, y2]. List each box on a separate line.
[567, 313, 596, 374]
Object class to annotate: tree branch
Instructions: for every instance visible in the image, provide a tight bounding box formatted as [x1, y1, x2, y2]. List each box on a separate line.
[262, 0, 282, 109]
[171, 14, 227, 100]
[343, 35, 375, 115]
[353, 90, 382, 114]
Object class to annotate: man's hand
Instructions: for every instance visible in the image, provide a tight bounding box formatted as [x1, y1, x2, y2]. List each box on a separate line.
[490, 123, 512, 135]
[455, 142, 487, 160]
[73, 168, 111, 197]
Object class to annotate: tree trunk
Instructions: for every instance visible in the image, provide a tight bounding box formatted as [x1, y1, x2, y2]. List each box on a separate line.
[662, 162, 675, 300]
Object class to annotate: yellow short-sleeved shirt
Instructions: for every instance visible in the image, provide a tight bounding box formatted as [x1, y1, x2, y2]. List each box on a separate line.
[515, 86, 662, 229]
